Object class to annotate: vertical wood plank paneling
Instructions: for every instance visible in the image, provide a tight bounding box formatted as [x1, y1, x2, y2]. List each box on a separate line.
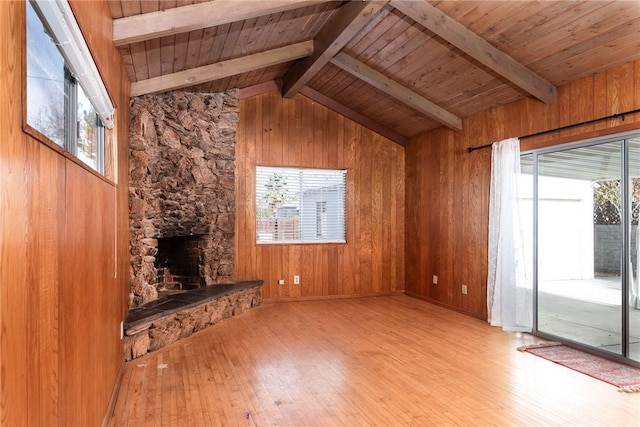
[571, 77, 594, 136]
[69, 2, 129, 425]
[441, 127, 454, 304]
[593, 70, 609, 132]
[381, 141, 392, 293]
[59, 161, 87, 426]
[635, 61, 640, 122]
[312, 103, 325, 166]
[289, 245, 302, 298]
[351, 123, 363, 295]
[290, 95, 303, 166]
[300, 95, 313, 167]
[371, 136, 384, 293]
[358, 129, 374, 294]
[395, 144, 405, 292]
[1, 1, 130, 425]
[235, 91, 405, 300]
[261, 93, 272, 164]
[635, 62, 640, 110]
[0, 2, 28, 424]
[406, 59, 640, 319]
[282, 90, 291, 166]
[456, 130, 470, 310]
[343, 119, 358, 295]
[427, 134, 441, 300]
[237, 95, 255, 280]
[607, 61, 635, 128]
[254, 95, 264, 165]
[404, 139, 418, 295]
[28, 147, 65, 426]
[269, 91, 283, 165]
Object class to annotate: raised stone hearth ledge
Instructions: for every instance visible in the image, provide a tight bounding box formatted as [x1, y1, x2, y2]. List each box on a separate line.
[123, 281, 262, 361]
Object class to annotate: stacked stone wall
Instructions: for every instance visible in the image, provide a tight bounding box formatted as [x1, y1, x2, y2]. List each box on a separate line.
[129, 91, 239, 307]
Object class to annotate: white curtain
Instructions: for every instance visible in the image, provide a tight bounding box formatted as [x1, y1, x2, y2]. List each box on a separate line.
[487, 138, 532, 332]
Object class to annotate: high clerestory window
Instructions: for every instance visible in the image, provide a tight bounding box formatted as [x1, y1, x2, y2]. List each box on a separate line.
[256, 166, 347, 244]
[25, 0, 114, 175]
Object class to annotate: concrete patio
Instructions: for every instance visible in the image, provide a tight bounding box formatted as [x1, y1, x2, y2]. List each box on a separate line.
[538, 276, 640, 361]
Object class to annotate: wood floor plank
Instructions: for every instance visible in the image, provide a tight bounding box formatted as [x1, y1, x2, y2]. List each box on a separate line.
[109, 362, 134, 427]
[111, 296, 640, 426]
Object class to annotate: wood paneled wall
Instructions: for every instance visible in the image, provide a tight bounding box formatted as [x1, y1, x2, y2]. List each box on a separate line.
[0, 1, 130, 425]
[235, 91, 405, 300]
[406, 60, 640, 319]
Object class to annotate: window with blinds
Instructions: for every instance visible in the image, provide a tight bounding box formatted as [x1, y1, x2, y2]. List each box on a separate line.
[256, 166, 346, 244]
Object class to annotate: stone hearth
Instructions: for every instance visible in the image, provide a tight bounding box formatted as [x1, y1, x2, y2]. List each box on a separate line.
[123, 280, 263, 361]
[129, 91, 238, 308]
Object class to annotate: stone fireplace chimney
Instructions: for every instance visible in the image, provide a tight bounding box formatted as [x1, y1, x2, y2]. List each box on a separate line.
[128, 91, 238, 308]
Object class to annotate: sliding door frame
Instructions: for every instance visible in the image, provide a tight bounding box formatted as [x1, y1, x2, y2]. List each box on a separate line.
[523, 129, 640, 366]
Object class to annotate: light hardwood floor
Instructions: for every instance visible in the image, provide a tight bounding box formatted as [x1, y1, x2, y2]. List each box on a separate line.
[110, 296, 640, 426]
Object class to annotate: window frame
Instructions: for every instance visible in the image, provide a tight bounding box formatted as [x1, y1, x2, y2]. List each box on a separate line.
[23, 0, 113, 182]
[255, 166, 347, 245]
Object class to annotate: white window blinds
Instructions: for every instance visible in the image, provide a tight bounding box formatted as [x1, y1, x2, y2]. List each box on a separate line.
[256, 166, 346, 244]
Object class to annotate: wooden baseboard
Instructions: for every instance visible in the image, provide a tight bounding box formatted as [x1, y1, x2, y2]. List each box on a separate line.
[263, 290, 405, 303]
[404, 291, 486, 321]
[102, 359, 125, 427]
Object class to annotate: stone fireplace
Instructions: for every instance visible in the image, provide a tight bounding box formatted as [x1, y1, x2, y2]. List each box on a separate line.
[129, 90, 238, 308]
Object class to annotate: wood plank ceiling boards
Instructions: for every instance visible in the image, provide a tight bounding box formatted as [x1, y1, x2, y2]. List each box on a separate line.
[113, 0, 330, 46]
[112, 0, 640, 138]
[390, 0, 558, 104]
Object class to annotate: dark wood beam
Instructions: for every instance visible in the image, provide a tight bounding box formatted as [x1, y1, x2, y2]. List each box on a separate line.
[282, 0, 389, 98]
[131, 42, 313, 96]
[331, 53, 462, 131]
[391, 0, 557, 104]
[238, 80, 283, 100]
[299, 86, 408, 146]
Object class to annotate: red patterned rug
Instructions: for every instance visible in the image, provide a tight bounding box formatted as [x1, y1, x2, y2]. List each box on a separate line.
[518, 342, 640, 392]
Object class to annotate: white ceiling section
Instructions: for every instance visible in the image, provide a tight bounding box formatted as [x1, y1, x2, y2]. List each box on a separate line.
[521, 137, 640, 181]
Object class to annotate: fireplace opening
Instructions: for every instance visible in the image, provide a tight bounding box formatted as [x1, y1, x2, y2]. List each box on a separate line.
[154, 235, 204, 297]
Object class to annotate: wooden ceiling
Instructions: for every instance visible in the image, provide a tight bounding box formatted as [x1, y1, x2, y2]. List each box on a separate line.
[108, 0, 640, 145]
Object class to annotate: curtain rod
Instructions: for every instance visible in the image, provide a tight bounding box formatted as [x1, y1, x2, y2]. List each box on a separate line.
[466, 108, 640, 154]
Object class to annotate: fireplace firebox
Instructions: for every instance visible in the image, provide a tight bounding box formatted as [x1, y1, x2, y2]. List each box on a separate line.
[154, 235, 204, 296]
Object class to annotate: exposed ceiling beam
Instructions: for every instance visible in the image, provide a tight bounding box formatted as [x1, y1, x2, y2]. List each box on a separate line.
[300, 87, 408, 146]
[282, 0, 389, 98]
[113, 0, 328, 46]
[238, 80, 283, 100]
[130, 41, 314, 97]
[236, 80, 408, 145]
[331, 52, 462, 131]
[390, 0, 557, 104]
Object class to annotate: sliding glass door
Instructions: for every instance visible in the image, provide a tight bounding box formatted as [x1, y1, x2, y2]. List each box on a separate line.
[525, 132, 640, 363]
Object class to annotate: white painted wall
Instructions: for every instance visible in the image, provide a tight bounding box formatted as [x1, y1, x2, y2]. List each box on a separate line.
[300, 186, 344, 240]
[520, 175, 595, 281]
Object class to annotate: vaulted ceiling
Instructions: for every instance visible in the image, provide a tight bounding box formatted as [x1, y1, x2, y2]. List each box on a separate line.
[108, 0, 640, 145]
